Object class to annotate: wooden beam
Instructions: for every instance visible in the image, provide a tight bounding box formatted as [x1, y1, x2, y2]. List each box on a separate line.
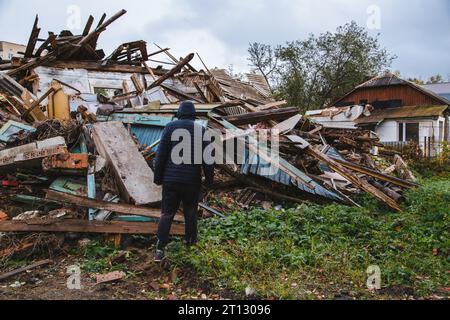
[0, 259, 52, 282]
[256, 100, 287, 111]
[223, 107, 299, 126]
[64, 9, 127, 59]
[41, 60, 167, 75]
[330, 157, 418, 189]
[45, 190, 183, 222]
[82, 15, 95, 36]
[146, 53, 195, 91]
[160, 83, 204, 103]
[0, 219, 185, 235]
[24, 15, 41, 58]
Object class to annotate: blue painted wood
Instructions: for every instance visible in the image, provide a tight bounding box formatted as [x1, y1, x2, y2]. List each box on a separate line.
[0, 121, 36, 142]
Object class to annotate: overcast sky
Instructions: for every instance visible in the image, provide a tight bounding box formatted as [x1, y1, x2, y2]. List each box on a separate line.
[0, 0, 448, 80]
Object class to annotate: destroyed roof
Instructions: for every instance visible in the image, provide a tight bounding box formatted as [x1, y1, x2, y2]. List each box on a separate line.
[0, 9, 421, 227]
[209, 69, 274, 104]
[244, 73, 272, 98]
[355, 105, 449, 124]
[334, 73, 450, 106]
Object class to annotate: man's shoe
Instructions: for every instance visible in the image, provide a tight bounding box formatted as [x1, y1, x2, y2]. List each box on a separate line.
[154, 249, 165, 263]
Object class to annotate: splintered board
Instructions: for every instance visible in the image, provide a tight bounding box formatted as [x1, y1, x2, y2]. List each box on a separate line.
[92, 121, 162, 205]
[0, 219, 184, 235]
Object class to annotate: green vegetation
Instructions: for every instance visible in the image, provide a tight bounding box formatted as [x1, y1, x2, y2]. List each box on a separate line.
[74, 241, 131, 274]
[168, 178, 449, 299]
[248, 21, 395, 112]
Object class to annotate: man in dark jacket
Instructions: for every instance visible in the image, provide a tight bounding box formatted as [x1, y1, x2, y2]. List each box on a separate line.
[153, 101, 214, 262]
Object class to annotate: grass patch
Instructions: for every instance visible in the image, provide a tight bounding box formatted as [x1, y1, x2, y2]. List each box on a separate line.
[73, 241, 130, 274]
[168, 178, 449, 299]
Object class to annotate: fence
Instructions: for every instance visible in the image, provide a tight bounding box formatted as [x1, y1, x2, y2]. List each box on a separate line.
[383, 137, 445, 159]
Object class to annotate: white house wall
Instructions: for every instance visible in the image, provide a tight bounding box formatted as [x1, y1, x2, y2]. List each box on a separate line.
[375, 120, 398, 142]
[32, 66, 173, 106]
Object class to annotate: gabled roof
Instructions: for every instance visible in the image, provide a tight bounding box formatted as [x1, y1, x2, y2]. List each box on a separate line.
[334, 73, 450, 106]
[355, 105, 449, 124]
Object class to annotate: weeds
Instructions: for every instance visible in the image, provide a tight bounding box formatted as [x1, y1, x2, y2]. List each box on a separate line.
[75, 241, 130, 274]
[168, 178, 450, 299]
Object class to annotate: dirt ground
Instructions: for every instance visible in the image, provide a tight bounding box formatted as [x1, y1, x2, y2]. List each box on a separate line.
[0, 244, 232, 301]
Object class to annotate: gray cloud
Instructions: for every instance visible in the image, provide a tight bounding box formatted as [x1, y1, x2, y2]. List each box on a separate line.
[0, 0, 448, 79]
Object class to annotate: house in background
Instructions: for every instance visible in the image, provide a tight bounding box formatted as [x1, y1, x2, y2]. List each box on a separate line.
[0, 41, 26, 60]
[329, 73, 449, 156]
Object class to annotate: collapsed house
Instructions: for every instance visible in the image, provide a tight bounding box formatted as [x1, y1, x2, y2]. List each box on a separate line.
[307, 74, 450, 157]
[0, 10, 420, 253]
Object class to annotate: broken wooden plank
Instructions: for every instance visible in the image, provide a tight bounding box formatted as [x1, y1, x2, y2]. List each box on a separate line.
[82, 15, 95, 36]
[256, 100, 287, 111]
[223, 107, 299, 126]
[45, 190, 183, 222]
[24, 15, 41, 58]
[95, 271, 125, 285]
[0, 136, 67, 168]
[0, 211, 8, 221]
[92, 122, 162, 205]
[394, 155, 417, 182]
[42, 153, 89, 174]
[0, 220, 184, 235]
[318, 154, 401, 211]
[146, 53, 195, 91]
[273, 115, 302, 135]
[286, 135, 402, 211]
[0, 259, 52, 282]
[329, 157, 418, 189]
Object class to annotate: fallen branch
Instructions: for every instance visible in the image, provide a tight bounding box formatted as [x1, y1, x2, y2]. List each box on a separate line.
[0, 259, 52, 282]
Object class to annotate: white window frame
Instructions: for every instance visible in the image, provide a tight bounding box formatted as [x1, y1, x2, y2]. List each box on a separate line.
[397, 121, 420, 142]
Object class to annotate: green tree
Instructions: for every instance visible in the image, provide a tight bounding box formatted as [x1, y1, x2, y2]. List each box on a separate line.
[248, 43, 279, 91]
[426, 74, 444, 84]
[250, 22, 396, 112]
[407, 77, 424, 85]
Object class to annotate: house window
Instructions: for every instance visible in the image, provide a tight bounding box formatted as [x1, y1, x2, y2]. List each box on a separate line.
[398, 123, 404, 141]
[398, 122, 419, 143]
[94, 87, 123, 98]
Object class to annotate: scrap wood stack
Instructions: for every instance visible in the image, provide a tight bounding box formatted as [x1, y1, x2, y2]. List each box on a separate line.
[0, 10, 418, 255]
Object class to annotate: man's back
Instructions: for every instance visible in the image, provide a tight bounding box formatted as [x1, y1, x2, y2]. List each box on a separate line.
[153, 101, 214, 187]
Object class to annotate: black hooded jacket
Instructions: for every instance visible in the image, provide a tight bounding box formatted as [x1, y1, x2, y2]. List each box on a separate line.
[153, 101, 214, 186]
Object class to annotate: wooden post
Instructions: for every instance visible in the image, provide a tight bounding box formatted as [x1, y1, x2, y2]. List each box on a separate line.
[424, 136, 427, 158]
[428, 137, 432, 159]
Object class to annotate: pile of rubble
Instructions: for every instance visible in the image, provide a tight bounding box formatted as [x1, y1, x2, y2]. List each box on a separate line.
[0, 10, 418, 257]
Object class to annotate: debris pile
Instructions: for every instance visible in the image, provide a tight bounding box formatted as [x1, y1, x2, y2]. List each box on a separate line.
[0, 10, 418, 256]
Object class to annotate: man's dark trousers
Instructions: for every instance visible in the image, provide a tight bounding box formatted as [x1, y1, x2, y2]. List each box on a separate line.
[157, 182, 200, 248]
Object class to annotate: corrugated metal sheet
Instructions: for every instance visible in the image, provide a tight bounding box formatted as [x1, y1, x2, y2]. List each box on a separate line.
[241, 152, 343, 201]
[212, 116, 342, 201]
[131, 125, 165, 150]
[125, 119, 208, 151]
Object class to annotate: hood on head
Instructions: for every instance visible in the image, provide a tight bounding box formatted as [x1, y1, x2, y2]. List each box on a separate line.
[176, 101, 196, 120]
